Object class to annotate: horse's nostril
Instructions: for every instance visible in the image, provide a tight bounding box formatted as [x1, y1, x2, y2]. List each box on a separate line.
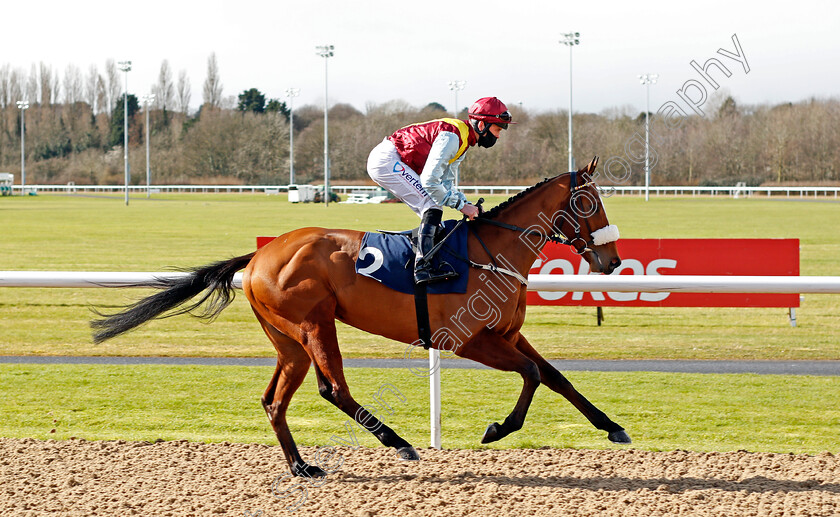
[611, 258, 622, 269]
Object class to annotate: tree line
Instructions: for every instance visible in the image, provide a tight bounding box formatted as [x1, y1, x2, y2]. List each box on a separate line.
[0, 57, 837, 186]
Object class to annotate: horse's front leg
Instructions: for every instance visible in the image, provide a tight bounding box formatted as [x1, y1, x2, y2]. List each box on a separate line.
[513, 332, 631, 444]
[454, 329, 541, 443]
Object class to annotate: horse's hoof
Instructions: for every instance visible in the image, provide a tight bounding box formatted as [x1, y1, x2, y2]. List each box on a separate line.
[481, 422, 502, 444]
[293, 462, 327, 478]
[608, 430, 632, 444]
[396, 446, 420, 461]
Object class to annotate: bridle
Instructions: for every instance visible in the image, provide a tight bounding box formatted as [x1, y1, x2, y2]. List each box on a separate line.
[475, 170, 603, 256]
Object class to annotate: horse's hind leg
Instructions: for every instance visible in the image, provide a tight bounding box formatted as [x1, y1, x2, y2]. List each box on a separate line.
[454, 329, 542, 444]
[254, 315, 326, 477]
[513, 332, 631, 444]
[301, 300, 419, 460]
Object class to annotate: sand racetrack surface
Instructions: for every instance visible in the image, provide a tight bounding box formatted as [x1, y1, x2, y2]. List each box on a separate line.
[1, 438, 838, 516]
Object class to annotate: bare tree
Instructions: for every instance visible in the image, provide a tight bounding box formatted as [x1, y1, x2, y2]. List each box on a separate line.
[63, 64, 83, 104]
[220, 95, 236, 110]
[26, 64, 39, 104]
[153, 59, 175, 110]
[39, 62, 56, 106]
[105, 59, 120, 114]
[96, 74, 108, 116]
[177, 69, 191, 114]
[50, 70, 61, 106]
[202, 52, 222, 108]
[9, 68, 23, 104]
[0, 64, 9, 108]
[85, 64, 98, 111]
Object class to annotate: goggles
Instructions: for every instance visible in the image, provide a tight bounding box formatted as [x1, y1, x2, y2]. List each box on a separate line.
[474, 110, 512, 129]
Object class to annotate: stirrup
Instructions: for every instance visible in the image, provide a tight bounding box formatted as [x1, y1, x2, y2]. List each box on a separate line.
[414, 260, 459, 285]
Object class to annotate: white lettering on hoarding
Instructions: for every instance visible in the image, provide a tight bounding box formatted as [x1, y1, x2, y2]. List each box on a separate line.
[607, 259, 645, 301]
[532, 258, 574, 300]
[531, 257, 677, 303]
[640, 259, 678, 302]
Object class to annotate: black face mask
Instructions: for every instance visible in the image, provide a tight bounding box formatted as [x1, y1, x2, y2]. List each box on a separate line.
[477, 131, 497, 148]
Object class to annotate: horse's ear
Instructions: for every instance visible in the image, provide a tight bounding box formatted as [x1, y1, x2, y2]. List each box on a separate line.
[579, 156, 598, 174]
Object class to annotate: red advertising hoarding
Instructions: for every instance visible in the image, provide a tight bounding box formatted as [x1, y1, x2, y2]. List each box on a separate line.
[259, 237, 799, 308]
[527, 239, 799, 307]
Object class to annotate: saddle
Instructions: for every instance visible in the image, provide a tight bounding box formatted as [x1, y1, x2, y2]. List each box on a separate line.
[356, 219, 470, 349]
[355, 219, 470, 295]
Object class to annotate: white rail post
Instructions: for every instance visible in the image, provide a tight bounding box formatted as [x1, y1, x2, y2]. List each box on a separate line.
[430, 348, 442, 449]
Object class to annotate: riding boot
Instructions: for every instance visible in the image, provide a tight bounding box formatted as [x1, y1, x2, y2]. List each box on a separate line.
[414, 209, 459, 285]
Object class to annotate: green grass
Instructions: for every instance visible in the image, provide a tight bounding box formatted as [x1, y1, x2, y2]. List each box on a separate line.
[0, 363, 836, 454]
[1, 192, 839, 359]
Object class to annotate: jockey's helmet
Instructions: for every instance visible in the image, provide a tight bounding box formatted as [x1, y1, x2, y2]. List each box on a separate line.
[468, 97, 514, 129]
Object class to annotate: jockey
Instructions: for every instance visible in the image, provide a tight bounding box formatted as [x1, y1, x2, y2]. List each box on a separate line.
[366, 96, 514, 284]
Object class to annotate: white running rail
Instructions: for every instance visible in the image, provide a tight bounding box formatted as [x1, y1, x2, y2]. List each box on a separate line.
[3, 271, 840, 293]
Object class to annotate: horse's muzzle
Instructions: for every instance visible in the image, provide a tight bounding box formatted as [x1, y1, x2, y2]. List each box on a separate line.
[604, 257, 622, 275]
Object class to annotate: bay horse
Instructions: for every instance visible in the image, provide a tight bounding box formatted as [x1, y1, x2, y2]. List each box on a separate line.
[91, 156, 630, 477]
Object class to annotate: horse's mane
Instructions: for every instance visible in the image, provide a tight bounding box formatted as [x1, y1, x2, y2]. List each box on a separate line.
[476, 173, 564, 220]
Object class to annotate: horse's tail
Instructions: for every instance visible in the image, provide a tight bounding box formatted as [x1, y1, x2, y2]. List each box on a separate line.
[90, 252, 256, 343]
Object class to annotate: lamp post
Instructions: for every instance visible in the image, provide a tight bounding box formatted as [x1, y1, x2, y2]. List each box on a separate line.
[560, 32, 579, 172]
[16, 101, 29, 192]
[117, 60, 132, 206]
[638, 73, 658, 202]
[285, 87, 300, 185]
[141, 93, 155, 198]
[448, 80, 466, 118]
[448, 80, 466, 188]
[315, 45, 334, 206]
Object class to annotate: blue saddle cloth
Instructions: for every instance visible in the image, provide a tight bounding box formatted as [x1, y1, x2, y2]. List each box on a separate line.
[355, 219, 469, 295]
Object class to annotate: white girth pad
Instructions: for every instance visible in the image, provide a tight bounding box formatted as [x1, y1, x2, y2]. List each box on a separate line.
[591, 225, 620, 246]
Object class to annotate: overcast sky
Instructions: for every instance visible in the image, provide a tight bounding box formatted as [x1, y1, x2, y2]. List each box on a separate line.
[4, 0, 838, 116]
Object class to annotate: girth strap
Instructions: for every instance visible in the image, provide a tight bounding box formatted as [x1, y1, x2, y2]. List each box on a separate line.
[413, 283, 433, 350]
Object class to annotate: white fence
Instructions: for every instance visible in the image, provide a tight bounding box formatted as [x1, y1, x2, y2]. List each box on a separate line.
[4, 271, 840, 293]
[7, 184, 840, 198]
